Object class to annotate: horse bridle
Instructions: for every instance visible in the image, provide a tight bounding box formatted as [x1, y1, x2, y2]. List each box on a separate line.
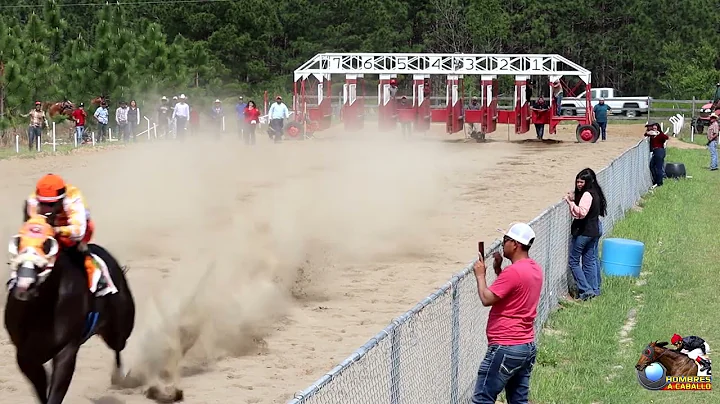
[642, 344, 669, 367]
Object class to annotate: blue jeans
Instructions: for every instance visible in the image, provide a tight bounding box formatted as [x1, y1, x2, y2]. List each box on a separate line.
[472, 342, 537, 404]
[75, 126, 84, 143]
[709, 140, 718, 169]
[555, 95, 562, 115]
[569, 235, 599, 299]
[594, 222, 603, 295]
[650, 148, 666, 185]
[597, 121, 607, 140]
[534, 124, 544, 139]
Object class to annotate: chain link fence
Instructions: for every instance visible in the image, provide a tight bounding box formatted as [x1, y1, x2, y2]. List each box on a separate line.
[289, 138, 653, 404]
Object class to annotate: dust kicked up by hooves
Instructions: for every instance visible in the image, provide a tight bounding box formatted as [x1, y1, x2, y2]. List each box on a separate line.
[95, 129, 464, 400]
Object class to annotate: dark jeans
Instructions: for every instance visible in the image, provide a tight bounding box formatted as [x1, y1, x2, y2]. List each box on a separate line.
[569, 234, 600, 299]
[401, 122, 411, 138]
[97, 123, 108, 142]
[597, 121, 608, 140]
[472, 342, 537, 404]
[117, 121, 129, 142]
[176, 117, 188, 139]
[270, 119, 284, 142]
[245, 123, 257, 145]
[650, 147, 666, 186]
[534, 124, 544, 139]
[28, 126, 42, 150]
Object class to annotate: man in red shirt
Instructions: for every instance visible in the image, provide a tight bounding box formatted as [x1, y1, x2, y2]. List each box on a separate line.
[71, 103, 87, 144]
[472, 222, 543, 404]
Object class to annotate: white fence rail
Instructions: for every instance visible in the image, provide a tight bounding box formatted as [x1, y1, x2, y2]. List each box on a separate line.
[289, 138, 653, 403]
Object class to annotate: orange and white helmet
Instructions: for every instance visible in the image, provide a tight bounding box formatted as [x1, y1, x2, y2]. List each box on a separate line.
[35, 173, 67, 203]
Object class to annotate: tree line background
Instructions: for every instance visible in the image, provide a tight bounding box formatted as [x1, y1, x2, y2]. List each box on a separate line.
[1, 0, 719, 129]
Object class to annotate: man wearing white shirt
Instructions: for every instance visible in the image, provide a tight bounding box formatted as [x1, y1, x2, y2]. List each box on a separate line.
[268, 95, 289, 143]
[172, 94, 190, 139]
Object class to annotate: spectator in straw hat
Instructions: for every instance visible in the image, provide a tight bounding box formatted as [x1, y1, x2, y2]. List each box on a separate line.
[471, 222, 542, 404]
[210, 99, 224, 136]
[707, 113, 718, 171]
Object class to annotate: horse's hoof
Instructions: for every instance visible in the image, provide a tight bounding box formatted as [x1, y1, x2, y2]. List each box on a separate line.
[111, 368, 145, 388]
[146, 385, 184, 403]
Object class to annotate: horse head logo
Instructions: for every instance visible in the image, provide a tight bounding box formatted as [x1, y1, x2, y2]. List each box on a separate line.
[7, 215, 60, 300]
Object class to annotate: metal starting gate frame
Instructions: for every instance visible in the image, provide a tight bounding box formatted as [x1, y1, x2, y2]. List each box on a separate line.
[293, 53, 600, 142]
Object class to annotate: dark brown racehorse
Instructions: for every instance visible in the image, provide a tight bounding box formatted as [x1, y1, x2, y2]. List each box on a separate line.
[44, 101, 75, 119]
[635, 341, 703, 376]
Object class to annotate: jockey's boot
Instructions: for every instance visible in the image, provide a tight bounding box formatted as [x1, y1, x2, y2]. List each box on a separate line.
[84, 253, 118, 297]
[697, 357, 712, 372]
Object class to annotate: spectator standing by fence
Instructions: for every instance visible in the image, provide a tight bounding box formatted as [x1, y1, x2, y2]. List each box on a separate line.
[236, 96, 247, 138]
[471, 223, 542, 404]
[592, 98, 612, 141]
[71, 103, 87, 144]
[20, 101, 47, 150]
[645, 123, 668, 187]
[158, 96, 171, 137]
[128, 100, 139, 138]
[565, 169, 607, 300]
[172, 94, 190, 139]
[268, 96, 289, 143]
[93, 101, 109, 142]
[243, 100, 260, 145]
[116, 101, 130, 142]
[707, 113, 718, 171]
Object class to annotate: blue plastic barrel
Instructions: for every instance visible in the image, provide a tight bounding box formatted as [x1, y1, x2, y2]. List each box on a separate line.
[600, 238, 645, 278]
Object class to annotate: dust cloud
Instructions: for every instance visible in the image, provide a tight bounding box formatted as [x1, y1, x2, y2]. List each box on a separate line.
[85, 128, 467, 398]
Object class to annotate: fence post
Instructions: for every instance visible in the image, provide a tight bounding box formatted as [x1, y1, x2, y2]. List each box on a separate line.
[52, 122, 56, 152]
[144, 116, 151, 140]
[390, 325, 401, 404]
[646, 97, 651, 124]
[450, 279, 461, 404]
[15, 134, 19, 153]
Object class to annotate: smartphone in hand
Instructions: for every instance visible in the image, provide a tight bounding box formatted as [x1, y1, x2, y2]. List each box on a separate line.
[478, 241, 485, 258]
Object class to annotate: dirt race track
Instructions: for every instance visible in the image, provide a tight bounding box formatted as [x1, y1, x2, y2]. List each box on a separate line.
[0, 122, 669, 403]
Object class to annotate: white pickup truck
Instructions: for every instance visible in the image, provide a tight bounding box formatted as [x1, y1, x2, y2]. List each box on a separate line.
[560, 87, 650, 118]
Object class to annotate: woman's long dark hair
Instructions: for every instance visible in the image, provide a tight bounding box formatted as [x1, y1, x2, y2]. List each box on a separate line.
[574, 168, 607, 217]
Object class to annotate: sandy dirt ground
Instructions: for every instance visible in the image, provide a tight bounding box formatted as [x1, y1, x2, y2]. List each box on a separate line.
[0, 122, 651, 403]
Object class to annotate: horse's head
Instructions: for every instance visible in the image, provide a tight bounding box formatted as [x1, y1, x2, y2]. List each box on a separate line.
[635, 341, 670, 371]
[91, 96, 104, 106]
[7, 215, 60, 301]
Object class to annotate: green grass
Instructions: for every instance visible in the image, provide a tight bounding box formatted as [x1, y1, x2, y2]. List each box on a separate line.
[529, 147, 719, 404]
[0, 143, 81, 160]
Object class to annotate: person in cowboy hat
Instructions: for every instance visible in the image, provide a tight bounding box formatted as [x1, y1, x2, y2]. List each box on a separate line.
[23, 173, 118, 296]
[644, 122, 668, 188]
[210, 99, 224, 136]
[671, 333, 712, 372]
[707, 113, 719, 170]
[172, 94, 190, 138]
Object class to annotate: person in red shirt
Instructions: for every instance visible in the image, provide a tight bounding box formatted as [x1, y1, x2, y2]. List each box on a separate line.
[71, 103, 87, 144]
[471, 222, 543, 404]
[243, 100, 261, 145]
[644, 122, 669, 187]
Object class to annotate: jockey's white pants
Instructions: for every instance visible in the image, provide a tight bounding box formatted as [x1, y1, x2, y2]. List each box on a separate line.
[683, 343, 711, 360]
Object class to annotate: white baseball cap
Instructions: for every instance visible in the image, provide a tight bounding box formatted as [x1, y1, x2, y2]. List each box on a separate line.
[498, 222, 536, 246]
[179, 94, 186, 99]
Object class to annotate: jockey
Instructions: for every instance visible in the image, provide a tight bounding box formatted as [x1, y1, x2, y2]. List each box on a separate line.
[671, 333, 711, 372]
[24, 173, 118, 297]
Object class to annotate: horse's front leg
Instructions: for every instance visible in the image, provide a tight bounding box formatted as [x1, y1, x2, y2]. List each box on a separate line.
[46, 343, 81, 404]
[16, 351, 48, 404]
